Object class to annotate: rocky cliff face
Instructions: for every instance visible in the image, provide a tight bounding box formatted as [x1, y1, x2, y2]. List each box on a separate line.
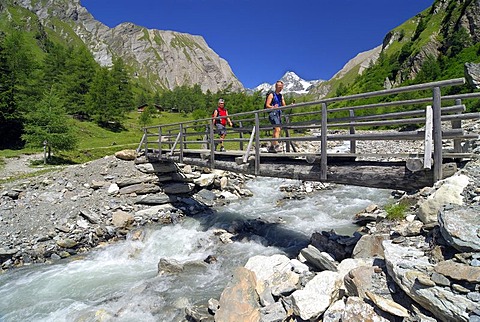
[309, 0, 480, 97]
[11, 0, 243, 92]
[392, 0, 480, 85]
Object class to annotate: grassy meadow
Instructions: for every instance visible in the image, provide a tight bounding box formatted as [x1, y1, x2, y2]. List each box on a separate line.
[0, 111, 194, 168]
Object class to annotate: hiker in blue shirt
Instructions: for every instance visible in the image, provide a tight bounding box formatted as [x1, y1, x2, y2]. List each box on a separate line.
[265, 80, 286, 153]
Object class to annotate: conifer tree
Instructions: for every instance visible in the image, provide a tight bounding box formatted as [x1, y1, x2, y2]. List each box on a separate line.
[110, 57, 134, 114]
[0, 29, 37, 148]
[62, 46, 97, 117]
[22, 88, 78, 160]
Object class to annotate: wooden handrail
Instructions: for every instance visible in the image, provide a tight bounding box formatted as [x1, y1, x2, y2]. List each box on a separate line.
[139, 78, 480, 185]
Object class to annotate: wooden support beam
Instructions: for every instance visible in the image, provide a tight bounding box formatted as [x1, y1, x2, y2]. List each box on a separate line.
[172, 156, 458, 191]
[453, 99, 463, 153]
[432, 87, 442, 182]
[321, 103, 328, 180]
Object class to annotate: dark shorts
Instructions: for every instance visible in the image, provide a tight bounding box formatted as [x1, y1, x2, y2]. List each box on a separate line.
[216, 123, 227, 135]
[269, 110, 282, 125]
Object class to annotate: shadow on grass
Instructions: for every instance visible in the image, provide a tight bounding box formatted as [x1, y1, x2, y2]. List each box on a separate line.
[30, 155, 78, 166]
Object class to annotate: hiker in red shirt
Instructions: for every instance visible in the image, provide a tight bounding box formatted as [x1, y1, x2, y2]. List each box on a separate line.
[212, 98, 233, 152]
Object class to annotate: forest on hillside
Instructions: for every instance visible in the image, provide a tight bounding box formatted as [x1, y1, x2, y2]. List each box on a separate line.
[0, 24, 285, 152]
[1, 0, 480, 154]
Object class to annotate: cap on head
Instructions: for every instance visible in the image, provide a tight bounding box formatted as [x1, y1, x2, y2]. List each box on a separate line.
[218, 99, 224, 104]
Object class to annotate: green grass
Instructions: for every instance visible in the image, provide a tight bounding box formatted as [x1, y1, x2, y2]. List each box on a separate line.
[384, 200, 410, 221]
[0, 111, 196, 166]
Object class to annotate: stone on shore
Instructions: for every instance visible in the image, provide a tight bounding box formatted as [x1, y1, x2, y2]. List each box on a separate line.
[439, 204, 480, 252]
[417, 174, 469, 224]
[300, 245, 338, 272]
[112, 210, 134, 228]
[434, 260, 480, 283]
[244, 254, 302, 300]
[135, 193, 171, 205]
[215, 267, 261, 322]
[352, 234, 389, 259]
[383, 240, 477, 322]
[114, 149, 137, 161]
[290, 270, 341, 320]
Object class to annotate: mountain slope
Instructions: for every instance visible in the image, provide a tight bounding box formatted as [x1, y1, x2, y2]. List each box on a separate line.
[3, 0, 243, 93]
[309, 0, 480, 99]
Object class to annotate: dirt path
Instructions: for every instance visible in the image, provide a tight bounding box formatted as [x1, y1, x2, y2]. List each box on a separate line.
[0, 154, 51, 180]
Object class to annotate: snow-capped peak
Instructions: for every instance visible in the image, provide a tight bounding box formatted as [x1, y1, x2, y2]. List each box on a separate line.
[252, 71, 324, 94]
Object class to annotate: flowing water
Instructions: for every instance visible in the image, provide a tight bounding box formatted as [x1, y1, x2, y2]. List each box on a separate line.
[0, 178, 392, 321]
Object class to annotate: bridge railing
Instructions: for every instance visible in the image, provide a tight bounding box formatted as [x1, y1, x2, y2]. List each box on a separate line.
[138, 78, 480, 183]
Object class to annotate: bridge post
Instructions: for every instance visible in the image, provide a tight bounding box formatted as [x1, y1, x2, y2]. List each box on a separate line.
[320, 103, 328, 180]
[239, 121, 244, 151]
[203, 125, 209, 150]
[143, 128, 148, 157]
[158, 126, 162, 159]
[432, 86, 442, 182]
[209, 122, 215, 168]
[453, 98, 462, 153]
[255, 112, 260, 176]
[179, 124, 184, 164]
[349, 109, 356, 153]
[167, 129, 173, 150]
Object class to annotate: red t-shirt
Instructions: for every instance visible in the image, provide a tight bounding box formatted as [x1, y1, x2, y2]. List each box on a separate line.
[215, 107, 228, 126]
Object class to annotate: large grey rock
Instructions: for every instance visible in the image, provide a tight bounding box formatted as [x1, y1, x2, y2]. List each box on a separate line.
[383, 240, 477, 322]
[417, 174, 469, 224]
[434, 260, 480, 283]
[310, 231, 360, 261]
[193, 173, 216, 187]
[119, 183, 161, 195]
[135, 204, 175, 217]
[290, 271, 341, 320]
[116, 176, 152, 188]
[162, 182, 195, 195]
[300, 245, 338, 271]
[244, 254, 300, 298]
[344, 265, 376, 298]
[135, 193, 171, 205]
[438, 205, 480, 252]
[352, 234, 389, 259]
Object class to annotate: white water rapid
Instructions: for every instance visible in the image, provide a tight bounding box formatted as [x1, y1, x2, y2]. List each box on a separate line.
[0, 178, 392, 321]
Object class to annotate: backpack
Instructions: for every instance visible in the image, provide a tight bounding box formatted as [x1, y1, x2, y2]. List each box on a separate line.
[264, 90, 274, 109]
[213, 107, 227, 124]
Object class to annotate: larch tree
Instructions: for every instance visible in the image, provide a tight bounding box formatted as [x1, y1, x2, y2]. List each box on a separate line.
[22, 88, 78, 161]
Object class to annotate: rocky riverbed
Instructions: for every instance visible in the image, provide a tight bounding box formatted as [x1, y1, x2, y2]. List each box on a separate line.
[0, 151, 256, 270]
[1, 120, 479, 321]
[194, 121, 480, 322]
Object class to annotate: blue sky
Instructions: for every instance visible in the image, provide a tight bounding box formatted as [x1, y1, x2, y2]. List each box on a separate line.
[81, 0, 434, 89]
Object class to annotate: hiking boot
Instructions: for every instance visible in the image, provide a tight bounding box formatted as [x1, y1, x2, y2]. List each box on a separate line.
[268, 145, 277, 153]
[220, 146, 226, 152]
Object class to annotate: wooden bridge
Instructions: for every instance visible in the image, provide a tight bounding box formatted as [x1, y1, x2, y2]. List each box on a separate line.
[137, 78, 480, 191]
